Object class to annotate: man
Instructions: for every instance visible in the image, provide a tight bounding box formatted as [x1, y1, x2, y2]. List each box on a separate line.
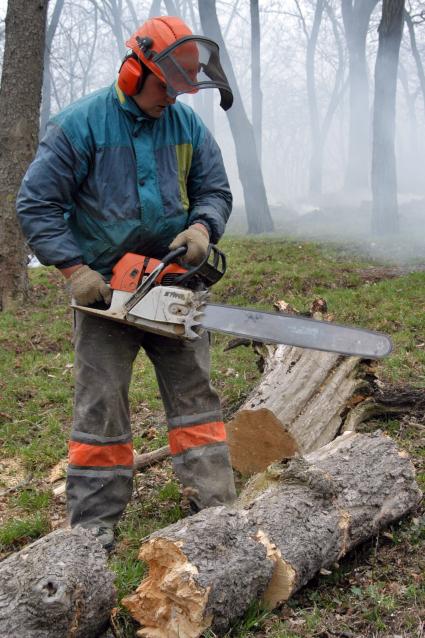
[17, 16, 236, 551]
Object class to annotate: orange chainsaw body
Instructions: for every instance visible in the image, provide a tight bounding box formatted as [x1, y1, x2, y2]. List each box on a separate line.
[110, 253, 187, 292]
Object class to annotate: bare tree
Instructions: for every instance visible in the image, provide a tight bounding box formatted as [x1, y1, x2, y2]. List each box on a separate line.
[0, 0, 49, 310]
[306, 0, 325, 196]
[398, 62, 421, 192]
[198, 0, 274, 233]
[48, 2, 100, 112]
[341, 0, 379, 193]
[295, 0, 346, 196]
[90, 0, 127, 58]
[404, 9, 425, 119]
[40, 0, 65, 137]
[371, 0, 405, 234]
[250, 0, 262, 160]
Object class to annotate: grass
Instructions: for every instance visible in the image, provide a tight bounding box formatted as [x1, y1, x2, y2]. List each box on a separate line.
[0, 235, 424, 636]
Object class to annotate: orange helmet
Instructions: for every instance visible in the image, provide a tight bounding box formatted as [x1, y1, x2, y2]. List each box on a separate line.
[118, 16, 233, 110]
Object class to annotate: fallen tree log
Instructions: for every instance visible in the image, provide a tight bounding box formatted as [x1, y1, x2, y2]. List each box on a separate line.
[225, 341, 365, 475]
[122, 431, 421, 638]
[122, 508, 274, 637]
[134, 445, 170, 471]
[0, 527, 116, 638]
[244, 430, 422, 607]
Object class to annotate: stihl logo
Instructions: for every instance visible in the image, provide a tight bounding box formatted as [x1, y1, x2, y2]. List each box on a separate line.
[164, 291, 186, 300]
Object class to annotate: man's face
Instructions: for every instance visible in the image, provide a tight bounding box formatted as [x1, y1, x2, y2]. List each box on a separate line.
[133, 72, 176, 118]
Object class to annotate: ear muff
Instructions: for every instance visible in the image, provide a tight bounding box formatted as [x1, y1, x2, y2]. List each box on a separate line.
[118, 54, 144, 96]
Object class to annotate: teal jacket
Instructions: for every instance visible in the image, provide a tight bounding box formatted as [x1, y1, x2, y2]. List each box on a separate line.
[17, 83, 232, 276]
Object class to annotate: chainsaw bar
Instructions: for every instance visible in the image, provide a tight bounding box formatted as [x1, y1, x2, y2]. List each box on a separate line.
[202, 304, 392, 359]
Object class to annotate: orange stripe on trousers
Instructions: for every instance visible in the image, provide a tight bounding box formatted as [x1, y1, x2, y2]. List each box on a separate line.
[68, 441, 133, 467]
[168, 421, 227, 455]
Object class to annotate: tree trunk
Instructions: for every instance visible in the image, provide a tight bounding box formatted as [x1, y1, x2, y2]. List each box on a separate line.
[371, 0, 405, 234]
[40, 0, 65, 138]
[341, 0, 379, 193]
[195, 87, 215, 135]
[398, 63, 421, 193]
[250, 0, 262, 161]
[301, 0, 345, 197]
[0, 527, 116, 637]
[0, 0, 48, 310]
[226, 342, 364, 476]
[404, 11, 425, 122]
[306, 0, 325, 197]
[198, 0, 274, 234]
[122, 431, 421, 637]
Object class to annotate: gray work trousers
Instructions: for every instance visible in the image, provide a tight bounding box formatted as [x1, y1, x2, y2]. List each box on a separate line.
[66, 311, 236, 529]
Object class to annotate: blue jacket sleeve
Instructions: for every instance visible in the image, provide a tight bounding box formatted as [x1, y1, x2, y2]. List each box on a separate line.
[16, 122, 90, 268]
[187, 124, 232, 243]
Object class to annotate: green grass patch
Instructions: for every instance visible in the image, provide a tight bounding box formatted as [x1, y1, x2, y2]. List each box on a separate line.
[0, 513, 50, 551]
[10, 488, 52, 512]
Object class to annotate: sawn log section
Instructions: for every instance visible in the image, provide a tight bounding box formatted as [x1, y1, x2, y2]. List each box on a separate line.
[0, 527, 116, 638]
[123, 431, 421, 638]
[226, 343, 364, 475]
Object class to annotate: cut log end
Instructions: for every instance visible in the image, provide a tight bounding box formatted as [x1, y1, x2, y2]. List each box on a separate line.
[226, 408, 298, 475]
[122, 538, 211, 638]
[0, 527, 116, 638]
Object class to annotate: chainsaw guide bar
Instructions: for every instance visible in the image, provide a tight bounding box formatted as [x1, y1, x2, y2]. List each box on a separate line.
[71, 245, 393, 359]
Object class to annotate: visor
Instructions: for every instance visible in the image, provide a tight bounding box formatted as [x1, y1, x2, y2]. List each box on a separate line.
[151, 36, 233, 111]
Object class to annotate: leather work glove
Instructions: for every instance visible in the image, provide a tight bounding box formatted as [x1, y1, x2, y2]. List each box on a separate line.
[169, 224, 209, 266]
[69, 265, 112, 306]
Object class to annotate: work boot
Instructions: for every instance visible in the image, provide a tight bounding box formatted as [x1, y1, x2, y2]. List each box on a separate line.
[90, 526, 116, 553]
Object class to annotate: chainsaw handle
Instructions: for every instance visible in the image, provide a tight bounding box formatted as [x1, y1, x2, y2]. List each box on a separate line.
[173, 244, 226, 287]
[161, 246, 187, 267]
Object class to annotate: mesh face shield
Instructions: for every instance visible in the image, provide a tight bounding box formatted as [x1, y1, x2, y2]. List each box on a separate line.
[151, 36, 233, 111]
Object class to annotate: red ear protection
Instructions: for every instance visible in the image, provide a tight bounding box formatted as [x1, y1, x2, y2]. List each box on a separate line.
[118, 54, 144, 96]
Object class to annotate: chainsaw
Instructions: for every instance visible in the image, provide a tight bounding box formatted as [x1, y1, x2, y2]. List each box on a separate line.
[72, 245, 392, 359]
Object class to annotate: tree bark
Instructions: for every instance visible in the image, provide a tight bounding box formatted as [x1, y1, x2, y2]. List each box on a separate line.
[134, 445, 171, 470]
[0, 0, 49, 310]
[123, 431, 421, 637]
[341, 0, 379, 193]
[371, 0, 405, 234]
[0, 527, 116, 637]
[245, 430, 422, 607]
[226, 342, 364, 476]
[198, 0, 274, 234]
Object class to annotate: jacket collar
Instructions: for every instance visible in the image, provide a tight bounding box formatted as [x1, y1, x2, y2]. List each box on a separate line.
[112, 82, 157, 123]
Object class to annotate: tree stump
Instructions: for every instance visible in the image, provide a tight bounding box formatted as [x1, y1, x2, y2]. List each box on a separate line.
[226, 342, 364, 475]
[122, 432, 421, 638]
[0, 527, 116, 638]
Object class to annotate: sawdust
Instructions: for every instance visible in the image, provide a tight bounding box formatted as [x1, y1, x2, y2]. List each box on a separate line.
[0, 457, 26, 490]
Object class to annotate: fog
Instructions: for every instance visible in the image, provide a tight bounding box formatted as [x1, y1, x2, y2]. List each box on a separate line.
[1, 0, 424, 262]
